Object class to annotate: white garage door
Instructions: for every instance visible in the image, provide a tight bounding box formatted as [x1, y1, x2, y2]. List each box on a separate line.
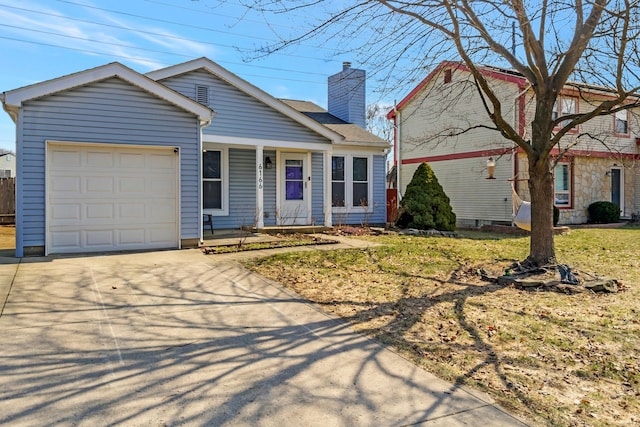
[47, 143, 179, 254]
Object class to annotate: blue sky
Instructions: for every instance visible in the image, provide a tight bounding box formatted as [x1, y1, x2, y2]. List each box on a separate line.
[0, 0, 395, 152]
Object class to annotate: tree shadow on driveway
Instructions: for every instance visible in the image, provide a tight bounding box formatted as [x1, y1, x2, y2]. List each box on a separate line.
[0, 253, 525, 426]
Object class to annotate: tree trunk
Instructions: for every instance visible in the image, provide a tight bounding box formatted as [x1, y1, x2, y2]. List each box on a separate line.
[523, 91, 558, 267]
[526, 155, 556, 266]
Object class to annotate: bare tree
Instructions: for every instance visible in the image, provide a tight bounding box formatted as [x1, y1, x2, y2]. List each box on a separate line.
[239, 0, 640, 266]
[366, 102, 394, 144]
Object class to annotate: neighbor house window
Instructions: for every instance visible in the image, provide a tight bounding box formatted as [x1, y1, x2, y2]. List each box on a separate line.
[331, 156, 345, 207]
[444, 69, 452, 84]
[554, 163, 571, 207]
[615, 109, 629, 135]
[553, 96, 578, 130]
[203, 150, 222, 210]
[331, 154, 372, 211]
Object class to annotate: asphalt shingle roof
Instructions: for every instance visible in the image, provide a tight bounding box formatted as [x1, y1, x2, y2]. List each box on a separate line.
[279, 99, 390, 148]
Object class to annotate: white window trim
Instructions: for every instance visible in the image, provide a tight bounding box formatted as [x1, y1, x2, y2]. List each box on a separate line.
[203, 145, 229, 216]
[553, 96, 578, 131]
[614, 110, 629, 136]
[610, 166, 625, 216]
[554, 162, 572, 208]
[331, 153, 373, 214]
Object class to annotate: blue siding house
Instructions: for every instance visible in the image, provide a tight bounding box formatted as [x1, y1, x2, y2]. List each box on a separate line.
[1, 58, 389, 256]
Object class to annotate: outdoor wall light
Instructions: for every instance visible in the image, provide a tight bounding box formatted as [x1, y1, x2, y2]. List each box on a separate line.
[265, 156, 273, 169]
[486, 157, 496, 179]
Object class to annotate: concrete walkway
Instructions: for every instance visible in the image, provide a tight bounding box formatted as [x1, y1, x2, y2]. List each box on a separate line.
[0, 249, 528, 426]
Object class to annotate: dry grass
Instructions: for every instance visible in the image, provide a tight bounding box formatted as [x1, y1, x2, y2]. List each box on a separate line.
[0, 225, 15, 249]
[247, 228, 640, 427]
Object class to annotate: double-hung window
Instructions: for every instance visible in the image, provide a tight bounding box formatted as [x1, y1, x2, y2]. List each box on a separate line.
[202, 148, 229, 215]
[615, 109, 629, 135]
[352, 157, 369, 207]
[554, 163, 571, 207]
[331, 156, 346, 207]
[553, 96, 578, 131]
[331, 154, 372, 211]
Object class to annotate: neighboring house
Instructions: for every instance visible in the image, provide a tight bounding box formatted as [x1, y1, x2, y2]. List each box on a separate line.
[1, 58, 389, 256]
[0, 152, 16, 177]
[388, 61, 640, 228]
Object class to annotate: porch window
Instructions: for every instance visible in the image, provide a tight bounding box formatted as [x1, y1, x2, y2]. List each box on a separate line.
[615, 109, 629, 135]
[331, 156, 345, 207]
[352, 157, 369, 207]
[554, 163, 571, 207]
[203, 150, 222, 209]
[331, 154, 373, 212]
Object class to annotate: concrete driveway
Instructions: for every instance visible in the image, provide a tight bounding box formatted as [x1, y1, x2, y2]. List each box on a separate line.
[0, 249, 528, 426]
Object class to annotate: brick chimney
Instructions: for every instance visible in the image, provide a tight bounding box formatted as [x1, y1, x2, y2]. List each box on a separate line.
[328, 62, 366, 128]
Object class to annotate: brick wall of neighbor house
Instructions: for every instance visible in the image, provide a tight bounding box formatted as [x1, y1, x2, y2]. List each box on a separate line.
[517, 153, 637, 224]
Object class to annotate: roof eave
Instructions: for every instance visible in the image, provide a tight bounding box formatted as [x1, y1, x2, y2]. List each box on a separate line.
[147, 58, 344, 144]
[2, 62, 214, 123]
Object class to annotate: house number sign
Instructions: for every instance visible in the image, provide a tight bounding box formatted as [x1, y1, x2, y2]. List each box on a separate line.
[258, 163, 263, 190]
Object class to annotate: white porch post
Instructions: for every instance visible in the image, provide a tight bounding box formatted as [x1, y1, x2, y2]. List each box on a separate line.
[256, 146, 264, 229]
[323, 150, 332, 227]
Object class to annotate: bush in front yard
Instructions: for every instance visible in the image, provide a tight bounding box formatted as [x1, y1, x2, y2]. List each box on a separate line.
[588, 201, 620, 223]
[396, 162, 456, 231]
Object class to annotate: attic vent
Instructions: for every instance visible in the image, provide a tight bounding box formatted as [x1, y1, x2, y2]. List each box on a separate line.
[196, 85, 210, 105]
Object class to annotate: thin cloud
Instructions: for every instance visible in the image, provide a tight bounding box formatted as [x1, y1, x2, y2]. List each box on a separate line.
[0, 0, 217, 70]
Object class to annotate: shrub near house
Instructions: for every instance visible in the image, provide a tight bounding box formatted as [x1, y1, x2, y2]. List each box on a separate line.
[397, 162, 456, 231]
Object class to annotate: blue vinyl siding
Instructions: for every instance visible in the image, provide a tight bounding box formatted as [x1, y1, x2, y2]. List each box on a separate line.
[212, 148, 257, 229]
[159, 70, 330, 144]
[311, 153, 325, 225]
[18, 77, 201, 250]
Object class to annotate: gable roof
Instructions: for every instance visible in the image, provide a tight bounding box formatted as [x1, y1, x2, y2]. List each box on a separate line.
[387, 61, 527, 119]
[146, 57, 344, 144]
[281, 99, 390, 148]
[388, 60, 640, 119]
[1, 62, 214, 125]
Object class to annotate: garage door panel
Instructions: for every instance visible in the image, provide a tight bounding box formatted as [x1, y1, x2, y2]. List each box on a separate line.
[86, 230, 115, 247]
[119, 177, 147, 193]
[150, 153, 174, 168]
[119, 203, 145, 219]
[48, 144, 179, 254]
[119, 153, 146, 168]
[118, 229, 145, 245]
[51, 204, 81, 221]
[50, 149, 81, 167]
[50, 231, 81, 249]
[52, 176, 81, 193]
[86, 151, 115, 168]
[86, 204, 114, 220]
[149, 227, 176, 244]
[86, 176, 115, 192]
